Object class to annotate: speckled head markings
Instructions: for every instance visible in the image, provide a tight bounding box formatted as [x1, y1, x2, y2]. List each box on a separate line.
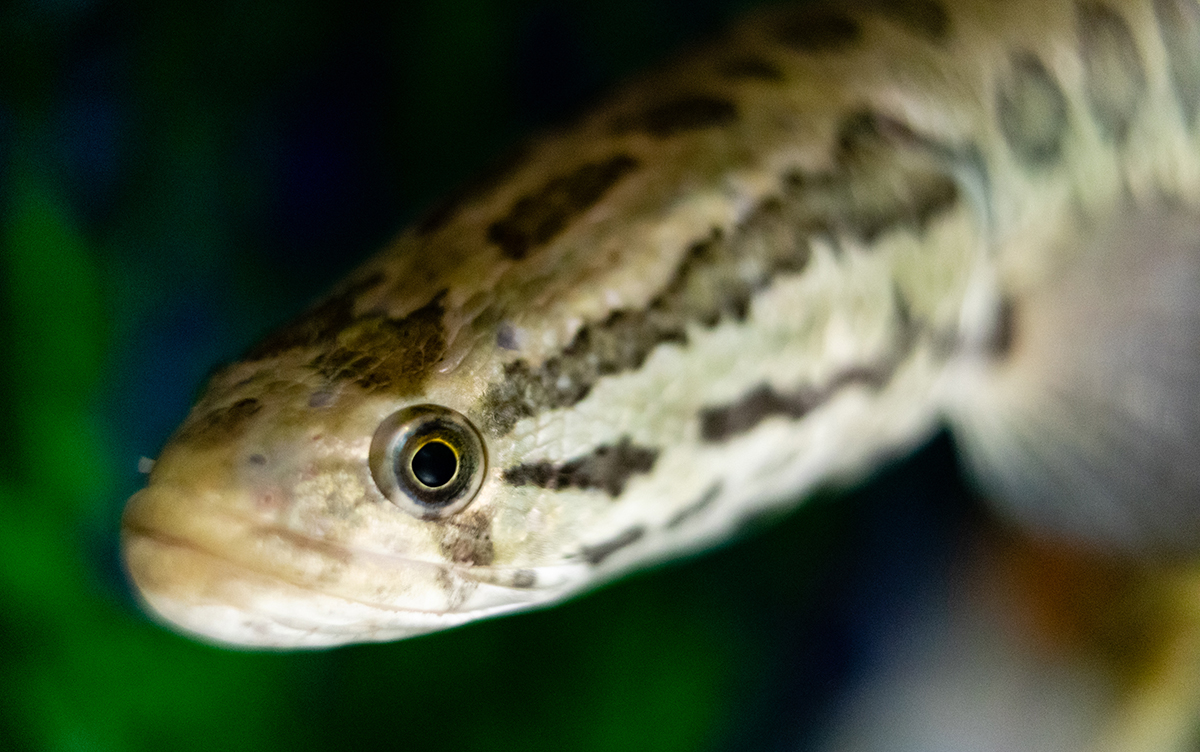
[123, 0, 1200, 656]
[1076, 1, 1146, 143]
[437, 510, 494, 566]
[997, 52, 1070, 168]
[307, 291, 448, 394]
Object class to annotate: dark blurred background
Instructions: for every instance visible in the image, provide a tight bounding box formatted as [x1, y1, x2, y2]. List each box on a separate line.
[0, 1, 975, 749]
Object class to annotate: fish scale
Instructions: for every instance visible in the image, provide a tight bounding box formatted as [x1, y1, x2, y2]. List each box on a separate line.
[122, 0, 1200, 707]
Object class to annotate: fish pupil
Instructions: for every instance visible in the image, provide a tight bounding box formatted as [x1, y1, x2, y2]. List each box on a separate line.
[411, 440, 457, 488]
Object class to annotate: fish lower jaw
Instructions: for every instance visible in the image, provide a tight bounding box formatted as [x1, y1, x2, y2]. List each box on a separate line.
[122, 519, 567, 648]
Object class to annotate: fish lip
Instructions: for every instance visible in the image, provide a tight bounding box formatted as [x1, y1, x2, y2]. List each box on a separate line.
[120, 487, 582, 648]
[121, 508, 458, 612]
[121, 483, 584, 593]
[121, 484, 450, 593]
[121, 525, 513, 649]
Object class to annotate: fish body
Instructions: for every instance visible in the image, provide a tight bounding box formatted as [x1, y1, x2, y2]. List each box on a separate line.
[123, 0, 1200, 650]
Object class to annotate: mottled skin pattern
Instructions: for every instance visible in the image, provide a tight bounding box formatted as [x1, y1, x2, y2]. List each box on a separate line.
[124, 8, 1200, 736]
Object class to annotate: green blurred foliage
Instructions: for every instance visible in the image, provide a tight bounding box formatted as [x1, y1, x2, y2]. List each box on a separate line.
[0, 1, 969, 750]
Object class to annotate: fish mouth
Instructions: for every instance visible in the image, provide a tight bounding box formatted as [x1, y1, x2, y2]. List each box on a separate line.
[120, 487, 560, 649]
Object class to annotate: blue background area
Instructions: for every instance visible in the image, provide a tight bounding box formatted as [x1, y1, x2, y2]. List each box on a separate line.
[0, 1, 977, 749]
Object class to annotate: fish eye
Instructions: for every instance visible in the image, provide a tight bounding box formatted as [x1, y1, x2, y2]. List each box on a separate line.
[368, 405, 487, 518]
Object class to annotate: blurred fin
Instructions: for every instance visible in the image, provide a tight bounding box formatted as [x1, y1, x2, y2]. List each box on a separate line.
[948, 201, 1200, 558]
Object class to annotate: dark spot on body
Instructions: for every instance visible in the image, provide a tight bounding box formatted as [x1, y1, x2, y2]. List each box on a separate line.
[990, 297, 1017, 357]
[438, 509, 494, 566]
[244, 272, 386, 361]
[416, 143, 532, 236]
[616, 94, 738, 137]
[178, 398, 263, 446]
[487, 155, 640, 260]
[666, 483, 722, 528]
[248, 453, 267, 466]
[1077, 2, 1146, 143]
[836, 110, 887, 153]
[512, 570, 536, 588]
[700, 296, 917, 442]
[785, 111, 960, 243]
[482, 306, 689, 434]
[997, 52, 1070, 168]
[581, 526, 645, 565]
[307, 390, 335, 408]
[1154, 0, 1200, 127]
[496, 323, 520, 350]
[308, 290, 447, 395]
[502, 437, 659, 497]
[483, 361, 564, 436]
[479, 209, 804, 435]
[482, 110, 958, 436]
[434, 568, 478, 609]
[720, 57, 784, 81]
[571, 308, 691, 371]
[777, 10, 862, 52]
[861, 0, 951, 41]
[701, 384, 818, 441]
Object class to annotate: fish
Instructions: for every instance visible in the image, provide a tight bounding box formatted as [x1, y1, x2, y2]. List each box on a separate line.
[122, 0, 1200, 652]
